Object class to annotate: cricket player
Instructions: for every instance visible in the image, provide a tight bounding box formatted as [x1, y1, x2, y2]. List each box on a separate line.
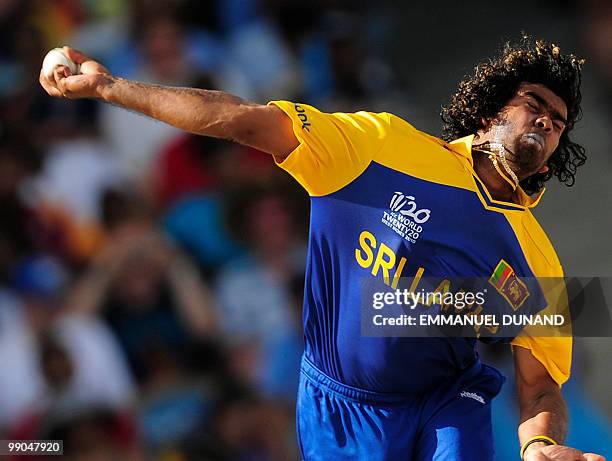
[39, 37, 606, 460]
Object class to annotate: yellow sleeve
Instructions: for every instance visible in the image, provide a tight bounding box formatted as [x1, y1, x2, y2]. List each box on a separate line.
[269, 100, 392, 196]
[512, 336, 572, 386]
[511, 271, 572, 386]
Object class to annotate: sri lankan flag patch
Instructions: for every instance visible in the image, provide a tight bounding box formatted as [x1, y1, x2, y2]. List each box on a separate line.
[489, 259, 529, 311]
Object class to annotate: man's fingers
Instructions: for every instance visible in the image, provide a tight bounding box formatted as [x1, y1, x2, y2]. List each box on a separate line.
[56, 75, 80, 98]
[39, 53, 75, 98]
[39, 69, 63, 98]
[53, 65, 71, 84]
[62, 45, 89, 64]
[583, 454, 606, 461]
[56, 74, 94, 99]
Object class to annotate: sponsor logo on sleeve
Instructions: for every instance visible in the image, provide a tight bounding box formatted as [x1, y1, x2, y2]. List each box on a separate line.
[294, 104, 311, 132]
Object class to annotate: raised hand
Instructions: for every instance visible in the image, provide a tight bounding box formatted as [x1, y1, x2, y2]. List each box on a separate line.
[39, 46, 112, 99]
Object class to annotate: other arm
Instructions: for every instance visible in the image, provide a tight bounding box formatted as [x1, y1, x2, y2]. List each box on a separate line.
[39, 47, 299, 159]
[514, 345, 605, 460]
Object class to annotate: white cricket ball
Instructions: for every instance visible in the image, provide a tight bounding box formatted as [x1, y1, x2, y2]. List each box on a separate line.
[42, 48, 79, 79]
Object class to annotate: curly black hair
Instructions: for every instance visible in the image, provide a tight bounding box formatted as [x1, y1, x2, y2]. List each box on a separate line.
[441, 35, 586, 195]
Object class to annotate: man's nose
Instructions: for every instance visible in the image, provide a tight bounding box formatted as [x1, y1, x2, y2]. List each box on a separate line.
[535, 115, 553, 132]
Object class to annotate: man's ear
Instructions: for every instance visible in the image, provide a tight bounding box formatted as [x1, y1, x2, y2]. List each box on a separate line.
[475, 118, 491, 140]
[480, 117, 491, 130]
[538, 164, 549, 174]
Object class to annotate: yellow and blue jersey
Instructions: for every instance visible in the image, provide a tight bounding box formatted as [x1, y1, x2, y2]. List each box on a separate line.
[271, 100, 571, 393]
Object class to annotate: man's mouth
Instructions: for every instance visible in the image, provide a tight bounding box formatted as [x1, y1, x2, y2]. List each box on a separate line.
[523, 133, 545, 150]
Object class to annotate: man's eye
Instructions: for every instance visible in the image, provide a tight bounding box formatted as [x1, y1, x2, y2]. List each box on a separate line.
[527, 102, 538, 110]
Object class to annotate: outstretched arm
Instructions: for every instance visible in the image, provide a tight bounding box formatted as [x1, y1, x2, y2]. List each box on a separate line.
[514, 345, 605, 461]
[39, 47, 299, 159]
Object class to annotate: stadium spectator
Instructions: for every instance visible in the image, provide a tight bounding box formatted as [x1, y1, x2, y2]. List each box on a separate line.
[65, 190, 218, 383]
[0, 255, 135, 440]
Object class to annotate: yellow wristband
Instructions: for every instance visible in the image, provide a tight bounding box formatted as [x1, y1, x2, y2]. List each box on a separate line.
[520, 435, 558, 459]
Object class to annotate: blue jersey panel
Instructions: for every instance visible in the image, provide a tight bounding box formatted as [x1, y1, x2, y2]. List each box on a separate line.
[302, 161, 544, 393]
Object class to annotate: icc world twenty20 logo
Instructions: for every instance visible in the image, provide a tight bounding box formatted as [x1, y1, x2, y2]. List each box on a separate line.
[389, 192, 431, 224]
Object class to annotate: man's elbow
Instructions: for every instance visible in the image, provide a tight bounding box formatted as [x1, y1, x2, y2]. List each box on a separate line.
[233, 104, 299, 158]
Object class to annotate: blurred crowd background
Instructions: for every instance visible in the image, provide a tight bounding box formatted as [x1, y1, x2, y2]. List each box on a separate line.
[0, 0, 610, 460]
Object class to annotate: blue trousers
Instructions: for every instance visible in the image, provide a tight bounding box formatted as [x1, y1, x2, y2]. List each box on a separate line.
[296, 356, 504, 460]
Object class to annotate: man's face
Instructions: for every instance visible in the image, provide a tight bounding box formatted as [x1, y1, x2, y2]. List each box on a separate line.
[477, 82, 568, 180]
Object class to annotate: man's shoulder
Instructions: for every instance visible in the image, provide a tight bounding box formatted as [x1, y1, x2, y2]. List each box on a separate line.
[371, 115, 474, 190]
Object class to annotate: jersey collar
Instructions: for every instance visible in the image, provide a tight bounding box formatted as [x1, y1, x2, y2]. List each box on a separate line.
[447, 135, 545, 209]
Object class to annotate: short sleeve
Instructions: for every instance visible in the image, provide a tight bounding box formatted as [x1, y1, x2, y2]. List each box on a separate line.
[269, 100, 392, 196]
[512, 335, 572, 386]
